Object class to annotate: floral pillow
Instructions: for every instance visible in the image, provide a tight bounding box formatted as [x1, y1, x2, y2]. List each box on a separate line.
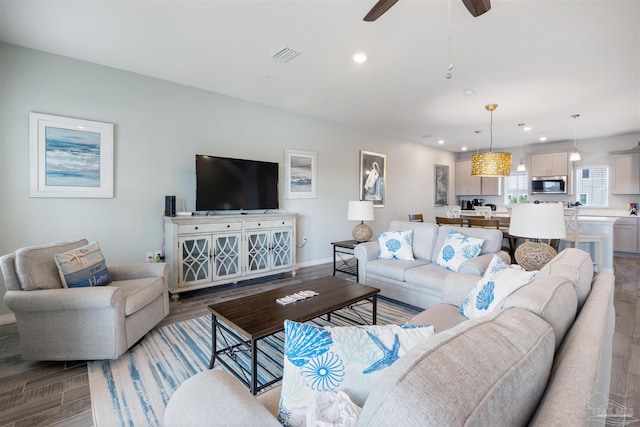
[377, 230, 414, 261]
[459, 268, 537, 319]
[435, 229, 485, 272]
[278, 320, 434, 427]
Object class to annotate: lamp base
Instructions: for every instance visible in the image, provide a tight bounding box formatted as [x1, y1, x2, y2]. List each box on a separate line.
[514, 241, 557, 271]
[352, 223, 373, 242]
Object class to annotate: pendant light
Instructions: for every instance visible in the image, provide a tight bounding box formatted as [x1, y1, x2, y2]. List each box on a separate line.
[471, 104, 512, 177]
[569, 114, 581, 162]
[517, 123, 527, 172]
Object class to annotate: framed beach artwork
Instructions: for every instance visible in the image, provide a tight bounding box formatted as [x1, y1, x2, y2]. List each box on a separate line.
[29, 113, 114, 198]
[434, 164, 449, 206]
[284, 149, 317, 199]
[360, 150, 386, 207]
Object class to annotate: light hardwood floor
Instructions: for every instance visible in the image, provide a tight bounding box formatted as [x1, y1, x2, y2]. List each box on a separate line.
[0, 258, 638, 426]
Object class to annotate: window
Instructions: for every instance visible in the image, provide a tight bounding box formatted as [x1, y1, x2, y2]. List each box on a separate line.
[575, 166, 608, 207]
[504, 171, 529, 205]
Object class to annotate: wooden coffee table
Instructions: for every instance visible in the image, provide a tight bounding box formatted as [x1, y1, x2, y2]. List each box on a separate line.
[207, 276, 380, 394]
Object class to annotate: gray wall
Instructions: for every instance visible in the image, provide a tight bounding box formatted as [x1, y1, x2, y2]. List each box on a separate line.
[0, 43, 456, 318]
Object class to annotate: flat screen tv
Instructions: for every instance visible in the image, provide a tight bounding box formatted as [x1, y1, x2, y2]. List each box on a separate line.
[195, 155, 279, 212]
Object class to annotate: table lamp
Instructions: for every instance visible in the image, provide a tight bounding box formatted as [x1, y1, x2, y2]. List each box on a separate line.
[509, 203, 566, 271]
[347, 201, 375, 242]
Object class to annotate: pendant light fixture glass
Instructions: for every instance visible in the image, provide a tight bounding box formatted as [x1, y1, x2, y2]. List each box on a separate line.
[569, 114, 581, 162]
[517, 123, 527, 172]
[471, 104, 512, 177]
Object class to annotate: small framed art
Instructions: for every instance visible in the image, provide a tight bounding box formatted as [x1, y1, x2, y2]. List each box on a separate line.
[29, 112, 114, 198]
[284, 149, 317, 199]
[360, 150, 386, 207]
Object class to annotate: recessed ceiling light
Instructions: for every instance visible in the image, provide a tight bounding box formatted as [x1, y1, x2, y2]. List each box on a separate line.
[437, 139, 445, 145]
[461, 146, 468, 151]
[352, 52, 367, 63]
[539, 135, 548, 142]
[463, 89, 475, 97]
[523, 126, 532, 132]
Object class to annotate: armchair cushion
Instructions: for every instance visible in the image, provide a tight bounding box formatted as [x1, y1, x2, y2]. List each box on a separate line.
[15, 239, 88, 290]
[54, 241, 111, 288]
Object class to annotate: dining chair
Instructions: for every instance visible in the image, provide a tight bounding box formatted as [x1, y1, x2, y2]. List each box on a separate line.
[408, 213, 424, 222]
[473, 206, 492, 219]
[559, 208, 603, 272]
[445, 206, 461, 218]
[435, 216, 463, 226]
[467, 218, 500, 228]
[497, 216, 517, 263]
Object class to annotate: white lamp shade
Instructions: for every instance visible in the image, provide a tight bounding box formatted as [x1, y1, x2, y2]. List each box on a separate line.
[347, 201, 375, 221]
[509, 203, 566, 239]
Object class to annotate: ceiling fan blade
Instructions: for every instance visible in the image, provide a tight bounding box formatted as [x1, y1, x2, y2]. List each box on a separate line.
[363, 0, 400, 22]
[461, 0, 491, 17]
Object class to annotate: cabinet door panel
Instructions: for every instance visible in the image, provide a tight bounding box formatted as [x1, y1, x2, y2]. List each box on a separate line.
[271, 229, 293, 269]
[179, 236, 212, 285]
[213, 233, 242, 279]
[246, 231, 271, 273]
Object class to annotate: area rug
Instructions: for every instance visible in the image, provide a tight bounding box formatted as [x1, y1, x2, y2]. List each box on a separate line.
[87, 297, 420, 427]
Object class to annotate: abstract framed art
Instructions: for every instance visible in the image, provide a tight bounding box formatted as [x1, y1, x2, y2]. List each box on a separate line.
[284, 149, 317, 199]
[360, 150, 386, 207]
[434, 164, 449, 206]
[29, 112, 114, 198]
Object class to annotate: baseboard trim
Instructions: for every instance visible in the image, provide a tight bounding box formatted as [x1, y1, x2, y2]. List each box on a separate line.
[0, 313, 16, 325]
[296, 257, 332, 269]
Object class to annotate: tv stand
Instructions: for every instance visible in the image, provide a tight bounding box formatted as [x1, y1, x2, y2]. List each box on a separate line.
[164, 213, 297, 300]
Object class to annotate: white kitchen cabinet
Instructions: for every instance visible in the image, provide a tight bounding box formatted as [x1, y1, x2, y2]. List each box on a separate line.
[455, 159, 482, 196]
[614, 217, 638, 253]
[611, 153, 640, 194]
[164, 213, 296, 299]
[530, 152, 569, 177]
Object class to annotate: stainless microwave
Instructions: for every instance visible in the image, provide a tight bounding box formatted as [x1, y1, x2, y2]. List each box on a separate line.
[531, 176, 567, 194]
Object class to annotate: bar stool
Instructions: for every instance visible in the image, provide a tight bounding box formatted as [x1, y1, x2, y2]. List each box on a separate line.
[560, 208, 603, 272]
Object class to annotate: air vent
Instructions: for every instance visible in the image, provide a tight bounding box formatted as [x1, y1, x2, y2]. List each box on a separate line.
[270, 47, 301, 63]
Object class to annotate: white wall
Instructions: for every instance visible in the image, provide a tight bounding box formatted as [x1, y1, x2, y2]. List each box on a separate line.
[0, 43, 456, 317]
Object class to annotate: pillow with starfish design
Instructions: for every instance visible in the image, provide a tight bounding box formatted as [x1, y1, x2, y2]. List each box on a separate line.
[54, 241, 112, 288]
[278, 320, 434, 427]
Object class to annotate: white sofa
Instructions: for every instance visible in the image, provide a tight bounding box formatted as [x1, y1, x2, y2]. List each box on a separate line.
[0, 239, 170, 360]
[354, 220, 511, 308]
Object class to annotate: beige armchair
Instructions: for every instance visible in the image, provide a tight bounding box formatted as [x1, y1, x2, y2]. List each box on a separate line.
[0, 239, 169, 360]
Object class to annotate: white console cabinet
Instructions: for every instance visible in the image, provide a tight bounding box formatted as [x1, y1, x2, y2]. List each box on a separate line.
[164, 213, 296, 299]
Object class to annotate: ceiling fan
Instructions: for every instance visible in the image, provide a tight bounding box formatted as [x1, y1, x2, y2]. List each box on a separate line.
[363, 0, 491, 21]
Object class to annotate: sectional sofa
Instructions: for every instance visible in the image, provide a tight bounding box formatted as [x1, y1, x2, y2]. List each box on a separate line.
[164, 247, 615, 426]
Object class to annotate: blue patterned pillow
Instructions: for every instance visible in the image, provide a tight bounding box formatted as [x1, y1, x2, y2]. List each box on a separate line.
[278, 321, 434, 427]
[459, 268, 537, 319]
[435, 229, 485, 272]
[54, 242, 111, 288]
[484, 254, 510, 277]
[377, 230, 414, 260]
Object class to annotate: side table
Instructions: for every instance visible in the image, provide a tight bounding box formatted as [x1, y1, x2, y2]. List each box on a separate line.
[331, 240, 360, 281]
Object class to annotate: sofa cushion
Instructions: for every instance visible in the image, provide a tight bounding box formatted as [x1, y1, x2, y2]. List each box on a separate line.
[484, 254, 510, 276]
[358, 308, 555, 427]
[503, 275, 578, 350]
[54, 242, 112, 288]
[367, 259, 429, 282]
[537, 248, 593, 309]
[435, 229, 484, 272]
[377, 230, 414, 260]
[408, 303, 466, 333]
[14, 239, 89, 291]
[112, 277, 167, 316]
[278, 321, 434, 426]
[388, 220, 439, 261]
[459, 268, 537, 319]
